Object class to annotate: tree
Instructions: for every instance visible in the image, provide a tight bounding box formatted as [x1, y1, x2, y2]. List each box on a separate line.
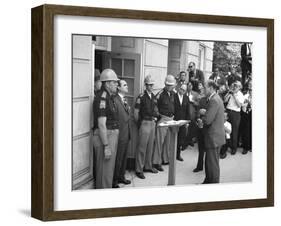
[212, 42, 242, 75]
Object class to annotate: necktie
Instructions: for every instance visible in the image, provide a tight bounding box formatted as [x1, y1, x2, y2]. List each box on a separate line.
[123, 97, 129, 112]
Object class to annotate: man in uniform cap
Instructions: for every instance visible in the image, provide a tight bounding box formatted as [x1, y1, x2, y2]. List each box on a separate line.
[153, 75, 176, 172]
[93, 68, 120, 189]
[134, 75, 159, 179]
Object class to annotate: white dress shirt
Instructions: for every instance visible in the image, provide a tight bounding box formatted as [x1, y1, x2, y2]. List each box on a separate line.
[178, 93, 183, 105]
[226, 91, 245, 112]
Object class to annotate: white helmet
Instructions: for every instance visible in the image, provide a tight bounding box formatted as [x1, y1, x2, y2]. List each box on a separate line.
[144, 75, 155, 85]
[165, 74, 176, 85]
[100, 69, 119, 82]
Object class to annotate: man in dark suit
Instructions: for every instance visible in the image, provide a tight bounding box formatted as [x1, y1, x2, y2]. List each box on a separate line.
[174, 84, 190, 161]
[241, 43, 252, 87]
[112, 80, 131, 188]
[198, 80, 225, 183]
[209, 67, 226, 87]
[227, 67, 241, 88]
[188, 62, 205, 92]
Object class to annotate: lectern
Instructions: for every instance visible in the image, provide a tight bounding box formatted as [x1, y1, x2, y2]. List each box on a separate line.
[157, 120, 190, 185]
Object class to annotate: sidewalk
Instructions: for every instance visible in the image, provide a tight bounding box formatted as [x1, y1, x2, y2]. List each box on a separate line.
[80, 144, 252, 189]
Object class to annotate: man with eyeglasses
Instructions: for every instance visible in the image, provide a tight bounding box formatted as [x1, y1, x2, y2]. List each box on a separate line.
[187, 62, 205, 92]
[134, 75, 159, 179]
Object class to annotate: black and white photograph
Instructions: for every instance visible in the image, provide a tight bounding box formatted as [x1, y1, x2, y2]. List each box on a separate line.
[72, 35, 253, 190]
[29, 2, 274, 222]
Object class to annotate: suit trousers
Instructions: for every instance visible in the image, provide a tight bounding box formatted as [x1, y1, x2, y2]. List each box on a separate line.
[240, 111, 252, 150]
[186, 120, 198, 145]
[113, 137, 129, 184]
[153, 116, 174, 165]
[135, 120, 156, 172]
[227, 109, 241, 151]
[204, 146, 220, 183]
[196, 128, 205, 170]
[177, 125, 186, 153]
[93, 129, 119, 189]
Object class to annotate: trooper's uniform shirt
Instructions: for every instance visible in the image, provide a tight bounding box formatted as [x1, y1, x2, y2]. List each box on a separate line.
[135, 90, 159, 121]
[93, 88, 119, 130]
[135, 90, 159, 173]
[153, 88, 175, 166]
[92, 87, 119, 189]
[156, 89, 175, 117]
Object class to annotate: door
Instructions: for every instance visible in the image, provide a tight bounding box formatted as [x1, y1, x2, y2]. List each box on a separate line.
[102, 52, 141, 159]
[72, 35, 94, 189]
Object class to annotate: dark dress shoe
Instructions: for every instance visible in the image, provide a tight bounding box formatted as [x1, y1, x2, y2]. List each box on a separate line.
[118, 178, 131, 185]
[176, 156, 184, 161]
[193, 168, 202, 173]
[231, 149, 237, 155]
[162, 162, 169, 165]
[242, 149, 248, 155]
[136, 172, 145, 179]
[154, 164, 164, 171]
[143, 168, 158, 173]
[112, 184, 120, 188]
[220, 152, 227, 159]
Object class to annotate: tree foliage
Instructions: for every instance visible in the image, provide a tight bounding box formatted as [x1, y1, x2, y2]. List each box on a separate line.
[212, 42, 242, 74]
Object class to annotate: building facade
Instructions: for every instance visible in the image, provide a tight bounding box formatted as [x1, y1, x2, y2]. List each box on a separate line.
[72, 35, 214, 189]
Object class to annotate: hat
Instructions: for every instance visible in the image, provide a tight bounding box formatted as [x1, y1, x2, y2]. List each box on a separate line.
[165, 75, 176, 85]
[100, 69, 119, 82]
[144, 75, 155, 85]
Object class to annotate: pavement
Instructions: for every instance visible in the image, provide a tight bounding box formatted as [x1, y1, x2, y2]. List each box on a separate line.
[79, 144, 252, 190]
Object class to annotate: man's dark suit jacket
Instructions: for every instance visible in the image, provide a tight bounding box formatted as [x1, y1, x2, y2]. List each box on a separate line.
[203, 93, 225, 149]
[174, 93, 190, 121]
[189, 69, 205, 92]
[114, 94, 131, 142]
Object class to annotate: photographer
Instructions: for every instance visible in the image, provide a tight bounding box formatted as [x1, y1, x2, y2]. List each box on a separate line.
[224, 81, 245, 155]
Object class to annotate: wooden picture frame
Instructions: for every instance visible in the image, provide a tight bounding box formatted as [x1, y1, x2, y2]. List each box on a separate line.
[31, 4, 274, 221]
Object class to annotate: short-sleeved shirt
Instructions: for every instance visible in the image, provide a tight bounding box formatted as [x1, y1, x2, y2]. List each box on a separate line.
[93, 88, 119, 130]
[135, 90, 159, 121]
[225, 90, 245, 112]
[156, 89, 175, 117]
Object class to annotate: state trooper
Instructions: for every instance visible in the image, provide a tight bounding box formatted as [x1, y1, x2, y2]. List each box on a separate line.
[93, 69, 120, 189]
[134, 75, 159, 179]
[153, 75, 176, 172]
